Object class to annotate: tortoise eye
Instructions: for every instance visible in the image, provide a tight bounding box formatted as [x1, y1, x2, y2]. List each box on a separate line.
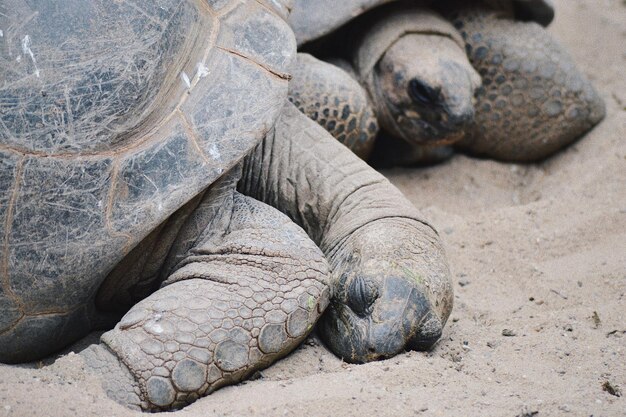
[408, 78, 439, 105]
[346, 276, 379, 317]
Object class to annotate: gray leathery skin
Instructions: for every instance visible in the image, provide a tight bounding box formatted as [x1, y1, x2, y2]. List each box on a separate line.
[81, 343, 143, 410]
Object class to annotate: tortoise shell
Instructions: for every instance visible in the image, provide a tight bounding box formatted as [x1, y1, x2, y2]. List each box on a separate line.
[289, 0, 554, 45]
[0, 0, 294, 361]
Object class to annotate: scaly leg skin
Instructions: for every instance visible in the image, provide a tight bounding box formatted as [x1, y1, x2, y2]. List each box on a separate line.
[449, 6, 605, 161]
[289, 53, 379, 160]
[82, 179, 330, 411]
[240, 102, 453, 363]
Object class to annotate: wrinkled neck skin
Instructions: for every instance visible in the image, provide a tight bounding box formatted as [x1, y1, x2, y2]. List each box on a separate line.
[239, 103, 453, 363]
[369, 33, 481, 146]
[95, 168, 240, 314]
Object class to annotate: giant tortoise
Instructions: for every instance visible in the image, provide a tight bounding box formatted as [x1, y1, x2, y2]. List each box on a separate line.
[0, 0, 453, 411]
[287, 0, 605, 163]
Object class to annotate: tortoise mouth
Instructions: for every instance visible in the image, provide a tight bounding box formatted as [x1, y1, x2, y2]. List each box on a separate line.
[395, 109, 472, 145]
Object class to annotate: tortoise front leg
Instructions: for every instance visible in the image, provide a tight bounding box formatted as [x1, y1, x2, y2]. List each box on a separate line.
[239, 102, 453, 362]
[289, 53, 379, 160]
[82, 180, 329, 411]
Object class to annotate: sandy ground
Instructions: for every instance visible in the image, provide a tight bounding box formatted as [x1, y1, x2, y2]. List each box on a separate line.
[1, 0, 624, 416]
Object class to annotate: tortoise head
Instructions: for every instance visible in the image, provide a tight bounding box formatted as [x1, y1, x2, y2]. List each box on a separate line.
[319, 274, 444, 362]
[316, 219, 453, 363]
[372, 33, 481, 146]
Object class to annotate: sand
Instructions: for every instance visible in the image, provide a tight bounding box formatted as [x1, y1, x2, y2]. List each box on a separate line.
[1, 0, 624, 416]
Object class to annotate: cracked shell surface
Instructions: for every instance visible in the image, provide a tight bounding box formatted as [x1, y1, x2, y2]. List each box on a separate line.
[0, 0, 296, 362]
[288, 0, 554, 46]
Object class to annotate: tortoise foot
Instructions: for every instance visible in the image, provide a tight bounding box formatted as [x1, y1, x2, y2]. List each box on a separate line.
[84, 194, 330, 410]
